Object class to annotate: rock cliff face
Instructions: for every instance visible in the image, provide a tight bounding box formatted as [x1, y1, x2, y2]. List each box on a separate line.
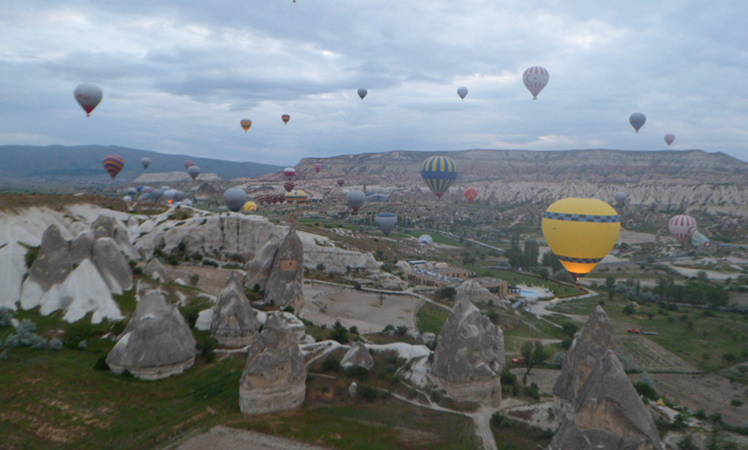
[245, 238, 280, 292]
[549, 350, 663, 450]
[341, 342, 374, 370]
[210, 272, 261, 348]
[263, 226, 305, 312]
[431, 295, 505, 406]
[239, 315, 306, 414]
[106, 291, 197, 380]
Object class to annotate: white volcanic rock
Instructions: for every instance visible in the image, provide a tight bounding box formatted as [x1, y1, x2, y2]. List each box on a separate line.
[69, 229, 95, 265]
[0, 242, 27, 310]
[549, 350, 663, 450]
[431, 295, 505, 406]
[264, 226, 304, 312]
[239, 315, 306, 414]
[211, 273, 261, 348]
[144, 258, 170, 283]
[20, 225, 74, 310]
[455, 280, 502, 306]
[106, 291, 197, 380]
[55, 259, 123, 323]
[92, 237, 133, 294]
[245, 238, 280, 292]
[91, 215, 137, 260]
[272, 311, 307, 342]
[133, 171, 221, 183]
[341, 342, 374, 370]
[297, 231, 380, 274]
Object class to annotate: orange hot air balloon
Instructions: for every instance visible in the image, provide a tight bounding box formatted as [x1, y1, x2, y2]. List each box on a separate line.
[240, 119, 252, 132]
[282, 114, 290, 124]
[464, 187, 478, 203]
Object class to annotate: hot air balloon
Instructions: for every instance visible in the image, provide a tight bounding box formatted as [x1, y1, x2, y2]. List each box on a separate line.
[464, 187, 478, 203]
[286, 190, 309, 204]
[347, 190, 366, 213]
[668, 214, 697, 244]
[150, 188, 163, 201]
[629, 113, 646, 133]
[283, 181, 295, 192]
[173, 190, 187, 202]
[418, 234, 433, 245]
[366, 193, 389, 202]
[282, 114, 290, 124]
[141, 157, 151, 169]
[184, 160, 195, 169]
[691, 230, 710, 247]
[664, 134, 675, 147]
[542, 198, 621, 285]
[240, 119, 252, 132]
[614, 192, 628, 206]
[187, 165, 200, 180]
[181, 199, 193, 207]
[284, 167, 296, 180]
[74, 84, 103, 116]
[337, 179, 345, 187]
[457, 87, 468, 100]
[357, 88, 368, 100]
[421, 155, 458, 199]
[243, 201, 258, 212]
[522, 66, 549, 100]
[315, 163, 322, 173]
[103, 155, 125, 180]
[224, 188, 248, 212]
[123, 196, 132, 201]
[376, 212, 398, 236]
[163, 189, 177, 203]
[126, 187, 137, 196]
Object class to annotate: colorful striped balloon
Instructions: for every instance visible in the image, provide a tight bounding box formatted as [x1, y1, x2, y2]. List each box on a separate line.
[421, 156, 458, 199]
[668, 215, 697, 244]
[102, 155, 125, 179]
[464, 187, 478, 203]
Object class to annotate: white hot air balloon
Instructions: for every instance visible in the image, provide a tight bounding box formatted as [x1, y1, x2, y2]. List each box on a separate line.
[522, 66, 549, 100]
[73, 84, 103, 116]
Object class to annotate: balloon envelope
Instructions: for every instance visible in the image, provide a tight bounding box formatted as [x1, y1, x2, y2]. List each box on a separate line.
[187, 165, 200, 180]
[282, 114, 290, 124]
[542, 198, 621, 283]
[150, 188, 163, 201]
[366, 193, 389, 202]
[286, 190, 309, 204]
[668, 215, 697, 244]
[163, 189, 177, 202]
[665, 134, 675, 146]
[243, 201, 258, 212]
[240, 119, 252, 132]
[522, 66, 549, 99]
[464, 187, 478, 203]
[224, 188, 248, 212]
[347, 190, 366, 212]
[337, 179, 345, 187]
[376, 212, 398, 236]
[173, 190, 187, 202]
[315, 163, 322, 173]
[103, 155, 125, 179]
[421, 156, 458, 199]
[691, 230, 710, 247]
[184, 160, 195, 169]
[284, 167, 296, 179]
[614, 192, 628, 205]
[457, 87, 468, 100]
[418, 234, 433, 245]
[141, 157, 151, 169]
[357, 88, 367, 100]
[629, 113, 646, 132]
[74, 84, 103, 116]
[283, 181, 295, 192]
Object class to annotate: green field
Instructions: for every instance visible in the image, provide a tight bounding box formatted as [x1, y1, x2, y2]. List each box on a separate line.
[416, 303, 452, 335]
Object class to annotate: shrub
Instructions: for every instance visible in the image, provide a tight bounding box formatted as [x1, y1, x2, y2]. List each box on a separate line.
[0, 307, 13, 328]
[357, 384, 378, 402]
[321, 357, 341, 373]
[189, 273, 200, 286]
[48, 338, 63, 351]
[561, 322, 578, 337]
[344, 366, 370, 381]
[634, 380, 658, 401]
[330, 321, 349, 344]
[94, 355, 109, 371]
[500, 370, 517, 385]
[561, 337, 573, 350]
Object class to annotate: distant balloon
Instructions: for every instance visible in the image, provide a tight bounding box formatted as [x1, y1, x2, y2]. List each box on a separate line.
[629, 113, 646, 133]
[181, 199, 193, 207]
[347, 190, 366, 213]
[243, 201, 258, 212]
[464, 187, 478, 203]
[418, 234, 433, 245]
[286, 190, 308, 204]
[315, 163, 322, 173]
[73, 84, 103, 116]
[366, 193, 389, 202]
[184, 160, 195, 169]
[140, 158, 151, 169]
[282, 114, 290, 124]
[457, 87, 468, 100]
[284, 167, 296, 180]
[126, 187, 137, 196]
[614, 192, 628, 206]
[668, 214, 697, 244]
[173, 190, 187, 202]
[337, 179, 345, 187]
[150, 188, 163, 201]
[103, 155, 125, 180]
[283, 181, 295, 192]
[664, 134, 675, 147]
[522, 66, 549, 100]
[542, 198, 621, 285]
[691, 230, 710, 247]
[224, 188, 248, 212]
[376, 212, 398, 236]
[163, 189, 177, 203]
[240, 119, 252, 132]
[187, 165, 200, 180]
[123, 196, 132, 201]
[255, 193, 269, 204]
[421, 155, 458, 199]
[357, 88, 368, 100]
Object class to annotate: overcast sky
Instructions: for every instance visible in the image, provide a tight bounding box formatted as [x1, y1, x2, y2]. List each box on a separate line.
[1, 0, 747, 166]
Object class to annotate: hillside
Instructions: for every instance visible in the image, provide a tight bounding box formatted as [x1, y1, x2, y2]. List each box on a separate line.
[0, 145, 283, 186]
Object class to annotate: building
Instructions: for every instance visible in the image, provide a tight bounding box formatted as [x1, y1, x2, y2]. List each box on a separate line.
[432, 267, 474, 280]
[472, 277, 510, 298]
[407, 269, 460, 287]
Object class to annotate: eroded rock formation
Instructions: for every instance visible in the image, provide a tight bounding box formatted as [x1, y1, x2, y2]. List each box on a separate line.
[341, 342, 374, 370]
[210, 272, 261, 348]
[263, 225, 305, 312]
[455, 280, 502, 307]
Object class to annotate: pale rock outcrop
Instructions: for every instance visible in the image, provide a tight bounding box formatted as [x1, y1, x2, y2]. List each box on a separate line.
[273, 311, 307, 342]
[297, 231, 381, 274]
[0, 242, 26, 310]
[55, 259, 123, 323]
[431, 295, 505, 406]
[456, 280, 502, 307]
[106, 291, 197, 380]
[239, 315, 306, 414]
[210, 272, 261, 348]
[92, 215, 136, 260]
[264, 226, 304, 312]
[144, 258, 170, 283]
[245, 238, 280, 292]
[92, 237, 133, 294]
[69, 229, 95, 265]
[341, 342, 374, 370]
[20, 224, 74, 310]
[549, 350, 663, 450]
[553, 305, 618, 419]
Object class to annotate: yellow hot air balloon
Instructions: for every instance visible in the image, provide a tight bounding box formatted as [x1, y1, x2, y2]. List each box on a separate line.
[542, 198, 621, 285]
[243, 201, 258, 212]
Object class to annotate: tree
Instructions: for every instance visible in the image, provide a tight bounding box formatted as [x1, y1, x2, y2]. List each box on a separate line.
[541, 251, 563, 272]
[522, 239, 539, 271]
[731, 398, 743, 409]
[606, 276, 617, 300]
[520, 340, 549, 376]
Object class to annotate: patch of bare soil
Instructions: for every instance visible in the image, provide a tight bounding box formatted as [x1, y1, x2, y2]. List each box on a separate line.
[164, 265, 237, 296]
[509, 368, 560, 395]
[618, 335, 699, 373]
[177, 425, 331, 450]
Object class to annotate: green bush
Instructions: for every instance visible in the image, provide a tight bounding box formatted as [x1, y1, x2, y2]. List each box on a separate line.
[357, 384, 378, 402]
[345, 366, 370, 381]
[321, 356, 341, 373]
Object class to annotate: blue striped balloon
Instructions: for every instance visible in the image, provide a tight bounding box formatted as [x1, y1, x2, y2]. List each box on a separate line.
[421, 156, 458, 199]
